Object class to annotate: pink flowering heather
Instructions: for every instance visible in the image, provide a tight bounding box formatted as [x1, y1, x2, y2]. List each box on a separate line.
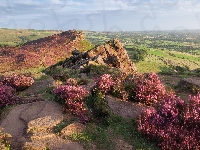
[134, 72, 166, 105]
[95, 74, 114, 93]
[0, 84, 19, 108]
[1, 74, 34, 91]
[54, 85, 89, 122]
[138, 93, 200, 150]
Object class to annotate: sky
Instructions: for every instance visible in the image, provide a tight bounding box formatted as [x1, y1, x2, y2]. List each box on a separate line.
[1, 0, 200, 31]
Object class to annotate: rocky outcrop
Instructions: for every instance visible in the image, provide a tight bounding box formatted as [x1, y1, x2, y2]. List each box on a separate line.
[63, 38, 136, 74]
[0, 30, 93, 74]
[179, 77, 200, 93]
[0, 101, 85, 150]
[180, 77, 200, 87]
[106, 95, 145, 119]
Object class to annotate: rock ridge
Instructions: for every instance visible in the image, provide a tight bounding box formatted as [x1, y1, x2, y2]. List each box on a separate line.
[63, 38, 136, 74]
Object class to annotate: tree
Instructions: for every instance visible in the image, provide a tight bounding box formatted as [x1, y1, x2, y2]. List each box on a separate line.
[126, 47, 147, 62]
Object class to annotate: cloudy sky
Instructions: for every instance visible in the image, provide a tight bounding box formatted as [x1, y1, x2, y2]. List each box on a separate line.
[1, 0, 200, 31]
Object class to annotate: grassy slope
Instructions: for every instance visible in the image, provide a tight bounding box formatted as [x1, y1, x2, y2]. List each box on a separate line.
[134, 49, 200, 73]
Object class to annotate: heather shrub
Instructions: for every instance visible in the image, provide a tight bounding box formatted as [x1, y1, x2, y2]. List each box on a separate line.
[1, 74, 34, 91]
[138, 93, 200, 150]
[134, 72, 167, 106]
[85, 74, 114, 120]
[95, 74, 114, 94]
[110, 72, 166, 105]
[53, 85, 89, 123]
[0, 84, 19, 108]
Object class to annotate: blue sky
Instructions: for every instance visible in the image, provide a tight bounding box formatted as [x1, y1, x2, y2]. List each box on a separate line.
[1, 0, 200, 31]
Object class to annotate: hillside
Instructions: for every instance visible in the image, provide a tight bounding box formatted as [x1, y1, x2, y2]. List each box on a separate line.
[0, 30, 93, 74]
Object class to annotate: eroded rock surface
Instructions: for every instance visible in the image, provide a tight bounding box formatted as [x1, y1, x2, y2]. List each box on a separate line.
[0, 101, 84, 150]
[106, 95, 145, 119]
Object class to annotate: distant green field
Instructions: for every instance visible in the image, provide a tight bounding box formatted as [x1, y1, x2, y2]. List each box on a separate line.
[0, 28, 61, 46]
[127, 47, 200, 73]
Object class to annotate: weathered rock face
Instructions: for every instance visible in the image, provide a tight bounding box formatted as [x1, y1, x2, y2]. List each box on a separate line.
[0, 30, 93, 74]
[63, 38, 136, 74]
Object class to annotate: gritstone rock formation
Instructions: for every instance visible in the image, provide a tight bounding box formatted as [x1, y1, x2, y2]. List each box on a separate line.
[63, 38, 136, 74]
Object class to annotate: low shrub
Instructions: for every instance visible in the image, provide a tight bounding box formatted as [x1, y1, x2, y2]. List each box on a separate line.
[65, 78, 78, 86]
[0, 84, 20, 108]
[86, 90, 110, 120]
[53, 85, 89, 123]
[134, 72, 167, 106]
[110, 74, 133, 101]
[96, 73, 166, 106]
[1, 74, 34, 91]
[138, 93, 200, 150]
[45, 65, 80, 82]
[95, 74, 114, 94]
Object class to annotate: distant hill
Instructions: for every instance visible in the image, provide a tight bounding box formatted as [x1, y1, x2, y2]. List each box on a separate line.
[0, 30, 93, 74]
[0, 28, 61, 47]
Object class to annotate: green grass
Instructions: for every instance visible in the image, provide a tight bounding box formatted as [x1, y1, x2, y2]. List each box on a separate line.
[69, 114, 159, 150]
[38, 86, 55, 101]
[135, 61, 167, 73]
[132, 48, 200, 73]
[0, 105, 13, 117]
[169, 51, 200, 61]
[54, 122, 69, 134]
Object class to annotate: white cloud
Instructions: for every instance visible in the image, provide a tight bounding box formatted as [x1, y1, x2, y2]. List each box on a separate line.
[0, 0, 200, 31]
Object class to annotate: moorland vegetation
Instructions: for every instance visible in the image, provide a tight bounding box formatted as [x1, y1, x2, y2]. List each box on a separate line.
[0, 28, 199, 150]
